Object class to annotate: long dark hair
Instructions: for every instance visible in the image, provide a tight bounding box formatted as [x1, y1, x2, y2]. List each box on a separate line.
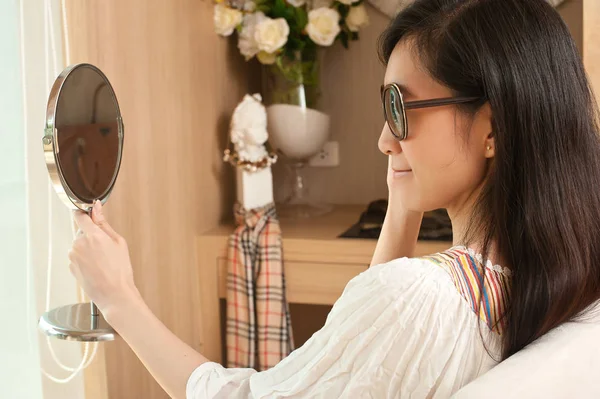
[378, 0, 600, 360]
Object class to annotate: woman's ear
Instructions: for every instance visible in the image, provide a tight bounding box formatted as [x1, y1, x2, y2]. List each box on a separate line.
[485, 131, 495, 159]
[476, 102, 494, 158]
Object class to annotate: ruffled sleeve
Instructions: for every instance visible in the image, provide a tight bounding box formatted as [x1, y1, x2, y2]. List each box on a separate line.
[186, 257, 501, 399]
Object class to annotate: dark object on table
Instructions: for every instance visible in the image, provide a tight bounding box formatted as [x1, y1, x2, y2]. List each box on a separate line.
[339, 199, 453, 241]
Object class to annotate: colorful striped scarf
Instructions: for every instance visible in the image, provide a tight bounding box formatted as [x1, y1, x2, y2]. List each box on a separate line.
[419, 246, 512, 334]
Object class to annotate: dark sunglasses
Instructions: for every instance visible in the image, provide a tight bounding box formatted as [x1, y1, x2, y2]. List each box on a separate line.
[380, 83, 482, 141]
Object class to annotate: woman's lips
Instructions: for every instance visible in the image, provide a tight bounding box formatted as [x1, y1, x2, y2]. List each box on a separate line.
[392, 168, 412, 178]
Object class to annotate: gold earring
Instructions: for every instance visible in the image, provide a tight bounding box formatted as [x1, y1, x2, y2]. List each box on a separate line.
[486, 145, 492, 151]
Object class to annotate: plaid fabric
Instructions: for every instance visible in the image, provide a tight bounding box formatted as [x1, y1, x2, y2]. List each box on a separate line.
[226, 202, 295, 371]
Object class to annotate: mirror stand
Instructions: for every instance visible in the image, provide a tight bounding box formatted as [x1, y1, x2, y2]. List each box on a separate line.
[38, 63, 124, 342]
[39, 302, 116, 342]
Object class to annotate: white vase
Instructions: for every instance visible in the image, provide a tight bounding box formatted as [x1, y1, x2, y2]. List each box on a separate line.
[261, 49, 332, 219]
[266, 104, 330, 160]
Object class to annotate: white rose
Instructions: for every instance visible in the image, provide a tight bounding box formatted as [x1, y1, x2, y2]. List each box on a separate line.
[238, 12, 267, 60]
[337, 0, 359, 5]
[287, 0, 306, 7]
[346, 4, 369, 32]
[254, 18, 290, 53]
[213, 4, 243, 37]
[306, 8, 341, 46]
[257, 51, 277, 65]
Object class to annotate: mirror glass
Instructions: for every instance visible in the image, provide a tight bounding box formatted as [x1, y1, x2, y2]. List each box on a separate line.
[54, 65, 121, 205]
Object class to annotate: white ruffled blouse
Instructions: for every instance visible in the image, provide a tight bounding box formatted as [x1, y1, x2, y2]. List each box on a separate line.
[186, 246, 512, 398]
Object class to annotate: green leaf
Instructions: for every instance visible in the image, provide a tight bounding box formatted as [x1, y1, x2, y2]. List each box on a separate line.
[271, 0, 287, 18]
[338, 3, 350, 18]
[258, 6, 270, 13]
[287, 35, 306, 53]
[340, 31, 349, 49]
[303, 40, 315, 54]
[295, 7, 308, 30]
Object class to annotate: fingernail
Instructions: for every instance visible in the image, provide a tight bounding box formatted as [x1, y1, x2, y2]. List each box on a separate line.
[94, 200, 102, 213]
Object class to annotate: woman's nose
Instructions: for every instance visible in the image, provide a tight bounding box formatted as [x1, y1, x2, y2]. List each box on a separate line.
[378, 123, 402, 155]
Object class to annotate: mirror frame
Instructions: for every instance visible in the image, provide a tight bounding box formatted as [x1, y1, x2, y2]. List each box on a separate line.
[43, 63, 124, 212]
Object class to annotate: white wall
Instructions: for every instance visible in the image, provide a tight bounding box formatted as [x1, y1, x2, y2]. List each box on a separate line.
[0, 1, 45, 397]
[1, 0, 91, 398]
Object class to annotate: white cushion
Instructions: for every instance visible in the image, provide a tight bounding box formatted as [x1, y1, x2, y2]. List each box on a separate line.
[453, 303, 600, 398]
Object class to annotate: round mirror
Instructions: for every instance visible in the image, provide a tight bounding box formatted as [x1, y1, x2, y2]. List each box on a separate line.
[43, 63, 123, 211]
[39, 63, 124, 342]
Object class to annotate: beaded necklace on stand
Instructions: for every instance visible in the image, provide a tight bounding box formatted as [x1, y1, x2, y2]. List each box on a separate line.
[223, 140, 278, 172]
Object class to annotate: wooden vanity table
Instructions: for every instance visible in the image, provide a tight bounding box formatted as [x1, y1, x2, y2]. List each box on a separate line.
[196, 204, 452, 364]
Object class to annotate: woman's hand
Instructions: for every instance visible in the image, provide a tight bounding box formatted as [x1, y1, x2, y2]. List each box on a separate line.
[69, 200, 140, 322]
[370, 157, 424, 266]
[69, 200, 210, 398]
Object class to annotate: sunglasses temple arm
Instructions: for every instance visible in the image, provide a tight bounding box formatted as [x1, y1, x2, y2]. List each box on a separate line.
[404, 97, 481, 110]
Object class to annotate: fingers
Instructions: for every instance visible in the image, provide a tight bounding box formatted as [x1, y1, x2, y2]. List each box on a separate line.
[91, 200, 121, 242]
[68, 262, 84, 287]
[74, 210, 100, 235]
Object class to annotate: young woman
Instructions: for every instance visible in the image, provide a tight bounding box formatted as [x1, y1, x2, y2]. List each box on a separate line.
[69, 0, 600, 397]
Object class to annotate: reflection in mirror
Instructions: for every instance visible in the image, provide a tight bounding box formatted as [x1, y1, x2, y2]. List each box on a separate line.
[55, 66, 120, 203]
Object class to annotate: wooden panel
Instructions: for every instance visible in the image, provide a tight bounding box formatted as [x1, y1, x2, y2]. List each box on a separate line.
[196, 236, 223, 364]
[583, 0, 600, 101]
[84, 343, 108, 399]
[63, 0, 256, 397]
[558, 0, 584, 54]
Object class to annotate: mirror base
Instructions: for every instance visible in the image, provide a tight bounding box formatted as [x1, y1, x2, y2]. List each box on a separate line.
[38, 303, 117, 342]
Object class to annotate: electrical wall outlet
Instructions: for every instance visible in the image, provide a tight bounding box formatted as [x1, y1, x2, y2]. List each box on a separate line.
[309, 141, 340, 167]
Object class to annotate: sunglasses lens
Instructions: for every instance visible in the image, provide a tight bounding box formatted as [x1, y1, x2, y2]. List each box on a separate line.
[383, 86, 405, 139]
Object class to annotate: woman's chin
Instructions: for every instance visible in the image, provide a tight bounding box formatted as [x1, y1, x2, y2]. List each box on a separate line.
[389, 181, 424, 210]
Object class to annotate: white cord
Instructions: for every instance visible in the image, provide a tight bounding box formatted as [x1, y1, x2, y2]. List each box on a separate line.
[60, 0, 70, 66]
[46, 0, 59, 76]
[19, 0, 98, 383]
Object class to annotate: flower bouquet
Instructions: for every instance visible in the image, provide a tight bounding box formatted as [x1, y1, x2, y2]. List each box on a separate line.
[213, 0, 370, 63]
[213, 0, 369, 108]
